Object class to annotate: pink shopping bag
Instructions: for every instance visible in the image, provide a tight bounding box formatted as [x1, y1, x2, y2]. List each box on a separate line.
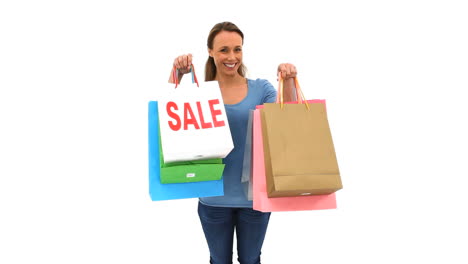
[252, 105, 337, 212]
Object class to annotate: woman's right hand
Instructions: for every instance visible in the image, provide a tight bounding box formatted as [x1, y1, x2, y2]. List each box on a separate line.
[173, 53, 193, 74]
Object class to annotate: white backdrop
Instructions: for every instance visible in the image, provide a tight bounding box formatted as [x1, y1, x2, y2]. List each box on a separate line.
[1, 0, 467, 263]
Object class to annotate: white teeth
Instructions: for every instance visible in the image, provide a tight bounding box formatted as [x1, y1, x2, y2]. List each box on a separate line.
[224, 63, 235, 68]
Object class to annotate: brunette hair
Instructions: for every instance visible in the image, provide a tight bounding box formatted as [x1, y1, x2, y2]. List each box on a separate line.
[205, 21, 247, 81]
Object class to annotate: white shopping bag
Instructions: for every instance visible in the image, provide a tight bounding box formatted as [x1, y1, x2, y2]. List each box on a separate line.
[158, 65, 234, 163]
[241, 110, 254, 201]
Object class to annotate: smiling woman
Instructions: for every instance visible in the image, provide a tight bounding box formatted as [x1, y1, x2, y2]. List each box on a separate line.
[205, 22, 246, 81]
[206, 27, 247, 105]
[167, 21, 299, 264]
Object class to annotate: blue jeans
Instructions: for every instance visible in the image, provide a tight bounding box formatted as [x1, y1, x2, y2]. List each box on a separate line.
[198, 202, 271, 264]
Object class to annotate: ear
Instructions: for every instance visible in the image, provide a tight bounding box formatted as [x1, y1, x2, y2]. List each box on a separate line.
[208, 48, 213, 57]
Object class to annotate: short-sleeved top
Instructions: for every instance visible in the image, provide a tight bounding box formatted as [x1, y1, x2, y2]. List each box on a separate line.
[199, 78, 277, 207]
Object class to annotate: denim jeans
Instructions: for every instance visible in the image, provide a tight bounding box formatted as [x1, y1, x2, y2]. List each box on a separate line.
[198, 202, 271, 264]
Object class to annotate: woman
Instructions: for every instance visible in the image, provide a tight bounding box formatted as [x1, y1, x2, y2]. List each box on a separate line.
[169, 21, 297, 264]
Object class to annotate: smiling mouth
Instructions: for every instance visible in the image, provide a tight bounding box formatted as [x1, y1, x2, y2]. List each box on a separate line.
[224, 63, 236, 68]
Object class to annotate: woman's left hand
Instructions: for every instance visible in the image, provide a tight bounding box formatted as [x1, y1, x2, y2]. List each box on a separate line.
[277, 63, 297, 80]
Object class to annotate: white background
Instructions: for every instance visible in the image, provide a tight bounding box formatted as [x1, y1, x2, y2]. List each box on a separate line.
[1, 0, 467, 263]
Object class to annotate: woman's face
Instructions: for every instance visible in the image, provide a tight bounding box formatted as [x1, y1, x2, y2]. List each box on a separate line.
[209, 31, 243, 78]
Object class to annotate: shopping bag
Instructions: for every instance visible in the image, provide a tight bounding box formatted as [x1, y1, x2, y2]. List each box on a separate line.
[148, 101, 224, 201]
[260, 77, 342, 197]
[158, 65, 234, 163]
[159, 134, 225, 184]
[252, 109, 337, 212]
[241, 110, 254, 200]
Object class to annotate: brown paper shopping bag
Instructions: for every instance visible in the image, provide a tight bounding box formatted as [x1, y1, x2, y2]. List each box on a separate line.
[260, 77, 342, 198]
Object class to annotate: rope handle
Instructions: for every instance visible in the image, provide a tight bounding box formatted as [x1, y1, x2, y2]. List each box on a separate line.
[171, 64, 199, 88]
[276, 73, 309, 109]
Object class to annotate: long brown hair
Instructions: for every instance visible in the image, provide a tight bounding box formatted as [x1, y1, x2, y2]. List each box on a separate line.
[205, 22, 247, 81]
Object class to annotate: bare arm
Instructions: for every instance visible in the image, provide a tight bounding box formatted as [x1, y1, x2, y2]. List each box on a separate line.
[277, 63, 298, 102]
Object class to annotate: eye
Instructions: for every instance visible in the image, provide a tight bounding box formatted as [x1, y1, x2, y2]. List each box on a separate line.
[235, 47, 242, 52]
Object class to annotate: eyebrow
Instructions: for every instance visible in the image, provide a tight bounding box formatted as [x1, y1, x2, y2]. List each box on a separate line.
[219, 45, 242, 49]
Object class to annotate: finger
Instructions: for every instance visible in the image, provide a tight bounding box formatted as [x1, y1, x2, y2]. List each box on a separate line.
[286, 65, 292, 77]
[175, 56, 185, 69]
[283, 64, 291, 78]
[186, 54, 193, 69]
[183, 55, 190, 69]
[278, 63, 286, 72]
[184, 57, 191, 71]
[180, 56, 189, 69]
[282, 66, 289, 78]
[289, 65, 297, 77]
[277, 64, 285, 78]
[284, 64, 297, 78]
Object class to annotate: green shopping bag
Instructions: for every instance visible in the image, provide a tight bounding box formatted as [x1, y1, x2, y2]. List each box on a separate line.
[158, 129, 225, 184]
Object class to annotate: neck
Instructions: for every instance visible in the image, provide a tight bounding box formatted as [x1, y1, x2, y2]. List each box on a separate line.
[215, 73, 245, 89]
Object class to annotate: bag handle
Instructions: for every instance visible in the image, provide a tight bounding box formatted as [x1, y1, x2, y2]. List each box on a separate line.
[276, 73, 309, 110]
[171, 64, 199, 88]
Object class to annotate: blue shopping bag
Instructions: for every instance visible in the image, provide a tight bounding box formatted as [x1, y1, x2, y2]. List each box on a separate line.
[148, 101, 224, 201]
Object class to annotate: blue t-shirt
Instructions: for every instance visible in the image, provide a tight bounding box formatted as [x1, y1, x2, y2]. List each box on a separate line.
[199, 78, 277, 207]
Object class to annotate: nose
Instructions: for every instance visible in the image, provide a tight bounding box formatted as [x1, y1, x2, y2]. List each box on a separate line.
[228, 51, 235, 60]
